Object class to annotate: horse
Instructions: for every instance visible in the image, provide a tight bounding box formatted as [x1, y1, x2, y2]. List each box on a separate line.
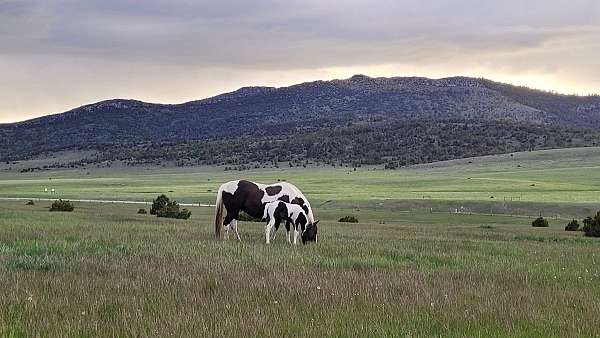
[214, 179, 317, 242]
[263, 200, 319, 245]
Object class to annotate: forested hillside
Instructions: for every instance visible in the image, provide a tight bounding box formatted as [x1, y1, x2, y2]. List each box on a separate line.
[2, 75, 600, 169]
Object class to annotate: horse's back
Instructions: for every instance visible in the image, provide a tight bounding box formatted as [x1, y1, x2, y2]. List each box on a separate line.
[286, 203, 306, 216]
[219, 180, 240, 195]
[277, 182, 314, 221]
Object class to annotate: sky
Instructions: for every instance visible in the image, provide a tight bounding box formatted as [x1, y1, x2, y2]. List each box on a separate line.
[0, 0, 599, 123]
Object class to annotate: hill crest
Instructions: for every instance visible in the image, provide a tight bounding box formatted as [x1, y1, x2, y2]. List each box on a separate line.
[2, 75, 600, 168]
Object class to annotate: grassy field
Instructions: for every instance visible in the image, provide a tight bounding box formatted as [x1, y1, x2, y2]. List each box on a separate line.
[1, 147, 600, 336]
[2, 147, 600, 218]
[1, 201, 599, 337]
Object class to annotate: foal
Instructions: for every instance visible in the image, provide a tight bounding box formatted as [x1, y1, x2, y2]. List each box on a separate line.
[263, 201, 318, 245]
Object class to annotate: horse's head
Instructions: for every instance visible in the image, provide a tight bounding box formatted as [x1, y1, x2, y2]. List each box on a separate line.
[301, 220, 319, 244]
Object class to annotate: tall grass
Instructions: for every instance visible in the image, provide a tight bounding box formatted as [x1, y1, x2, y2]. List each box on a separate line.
[1, 201, 599, 336]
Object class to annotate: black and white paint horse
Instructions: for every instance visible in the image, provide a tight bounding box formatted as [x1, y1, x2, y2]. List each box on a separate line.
[214, 180, 318, 242]
[263, 200, 319, 245]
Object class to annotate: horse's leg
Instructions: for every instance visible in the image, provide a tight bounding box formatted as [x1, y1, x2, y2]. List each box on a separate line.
[271, 220, 278, 241]
[273, 219, 283, 243]
[231, 219, 241, 241]
[223, 213, 236, 241]
[271, 227, 280, 241]
[265, 218, 276, 244]
[285, 220, 292, 244]
[293, 227, 299, 245]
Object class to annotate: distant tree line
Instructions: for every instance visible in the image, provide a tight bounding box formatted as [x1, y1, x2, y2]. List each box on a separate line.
[82, 119, 600, 169]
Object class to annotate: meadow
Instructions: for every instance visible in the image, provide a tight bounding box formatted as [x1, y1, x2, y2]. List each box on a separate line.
[1, 147, 600, 336]
[4, 148, 600, 202]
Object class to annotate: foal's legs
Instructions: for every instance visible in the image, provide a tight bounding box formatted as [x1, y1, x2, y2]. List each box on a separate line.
[271, 228, 277, 241]
[265, 218, 276, 244]
[271, 223, 278, 241]
[285, 220, 292, 244]
[272, 218, 290, 241]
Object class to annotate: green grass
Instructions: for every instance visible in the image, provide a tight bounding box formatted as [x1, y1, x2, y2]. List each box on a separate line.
[2, 147, 600, 336]
[1, 201, 599, 337]
[2, 147, 600, 211]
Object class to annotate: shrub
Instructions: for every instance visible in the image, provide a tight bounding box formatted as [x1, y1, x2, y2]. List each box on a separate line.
[531, 217, 548, 227]
[150, 194, 169, 215]
[584, 223, 600, 237]
[565, 219, 579, 231]
[582, 211, 600, 237]
[150, 195, 191, 220]
[338, 216, 359, 223]
[49, 199, 74, 212]
[25, 200, 35, 206]
[156, 201, 180, 218]
[238, 211, 261, 222]
[137, 208, 147, 214]
[177, 208, 192, 220]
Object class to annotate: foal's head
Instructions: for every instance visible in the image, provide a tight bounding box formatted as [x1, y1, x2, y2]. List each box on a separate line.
[301, 220, 319, 244]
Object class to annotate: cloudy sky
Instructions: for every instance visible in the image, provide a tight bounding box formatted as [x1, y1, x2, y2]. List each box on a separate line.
[1, 0, 599, 122]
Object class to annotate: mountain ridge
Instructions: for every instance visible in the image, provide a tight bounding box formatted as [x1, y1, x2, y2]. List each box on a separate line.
[2, 75, 600, 168]
[7, 74, 598, 126]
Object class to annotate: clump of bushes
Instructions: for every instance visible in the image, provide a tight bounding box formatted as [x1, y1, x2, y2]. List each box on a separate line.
[49, 199, 74, 212]
[25, 200, 35, 206]
[137, 208, 148, 214]
[238, 211, 261, 222]
[565, 219, 579, 231]
[338, 216, 359, 223]
[531, 217, 548, 227]
[150, 194, 191, 220]
[172, 208, 192, 220]
[582, 212, 600, 237]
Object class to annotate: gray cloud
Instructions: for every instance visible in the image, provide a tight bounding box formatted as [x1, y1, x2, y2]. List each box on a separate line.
[0, 0, 599, 122]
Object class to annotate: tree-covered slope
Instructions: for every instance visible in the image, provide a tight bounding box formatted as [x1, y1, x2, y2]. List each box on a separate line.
[2, 75, 600, 167]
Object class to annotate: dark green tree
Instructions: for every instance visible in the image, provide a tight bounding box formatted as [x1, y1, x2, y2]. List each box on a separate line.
[150, 194, 169, 215]
[532, 217, 548, 227]
[582, 211, 600, 237]
[565, 219, 579, 231]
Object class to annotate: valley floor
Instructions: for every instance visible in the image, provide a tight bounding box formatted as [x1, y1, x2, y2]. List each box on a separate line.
[1, 147, 600, 336]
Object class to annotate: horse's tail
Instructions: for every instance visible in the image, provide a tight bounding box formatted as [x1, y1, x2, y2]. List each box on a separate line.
[214, 185, 225, 240]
